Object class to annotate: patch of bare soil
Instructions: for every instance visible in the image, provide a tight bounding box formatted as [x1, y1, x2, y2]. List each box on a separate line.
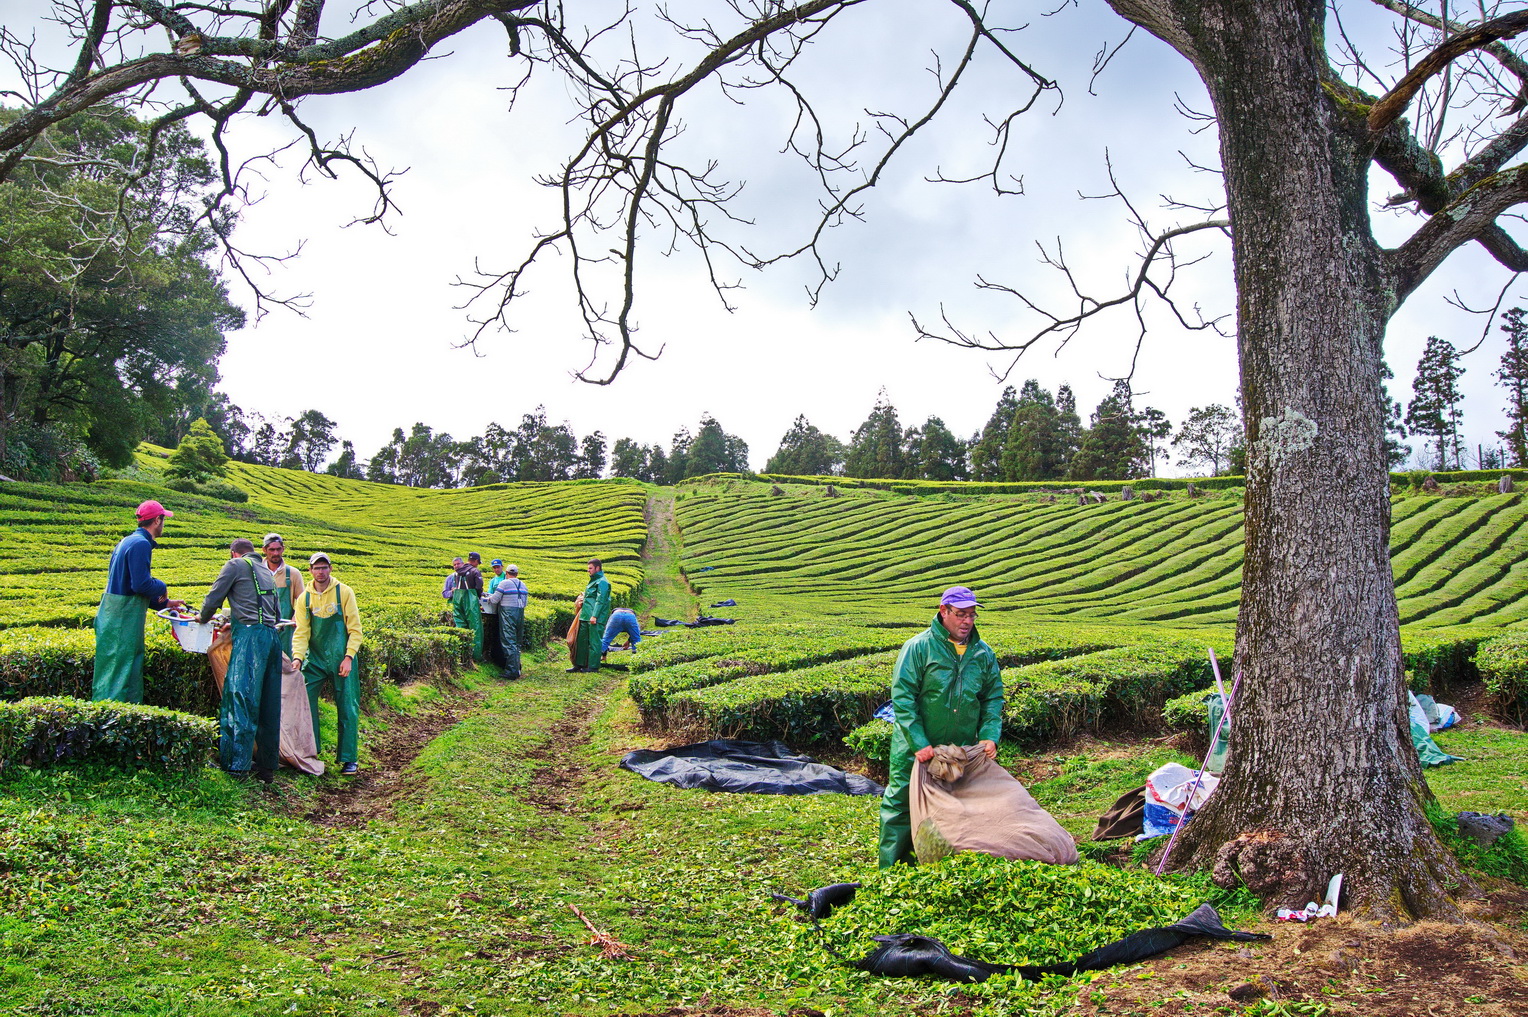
[518, 683, 611, 815]
[1024, 891, 1528, 1016]
[299, 682, 484, 827]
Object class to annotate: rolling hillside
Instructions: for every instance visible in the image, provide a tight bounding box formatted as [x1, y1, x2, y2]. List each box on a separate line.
[673, 478, 1528, 629]
[0, 447, 647, 630]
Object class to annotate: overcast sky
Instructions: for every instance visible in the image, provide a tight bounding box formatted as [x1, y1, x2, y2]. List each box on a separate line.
[15, 1, 1528, 472]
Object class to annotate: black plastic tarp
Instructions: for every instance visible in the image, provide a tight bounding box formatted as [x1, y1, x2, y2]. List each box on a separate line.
[620, 739, 884, 796]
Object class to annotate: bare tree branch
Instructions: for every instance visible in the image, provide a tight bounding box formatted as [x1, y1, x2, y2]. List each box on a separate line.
[1367, 9, 1528, 133]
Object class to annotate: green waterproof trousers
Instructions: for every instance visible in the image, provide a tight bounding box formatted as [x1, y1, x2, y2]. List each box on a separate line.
[302, 603, 359, 764]
[451, 586, 483, 660]
[498, 606, 524, 678]
[573, 610, 607, 671]
[92, 592, 149, 703]
[220, 623, 283, 773]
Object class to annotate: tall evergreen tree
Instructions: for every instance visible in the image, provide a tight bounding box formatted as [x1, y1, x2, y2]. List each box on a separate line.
[1137, 407, 1173, 477]
[1380, 362, 1411, 469]
[283, 409, 339, 472]
[1496, 307, 1528, 468]
[765, 414, 846, 475]
[1406, 336, 1466, 471]
[908, 416, 967, 480]
[1055, 383, 1083, 473]
[609, 437, 648, 479]
[969, 386, 1018, 481]
[576, 431, 607, 479]
[1070, 381, 1150, 481]
[166, 417, 229, 481]
[1001, 380, 1067, 480]
[844, 390, 907, 479]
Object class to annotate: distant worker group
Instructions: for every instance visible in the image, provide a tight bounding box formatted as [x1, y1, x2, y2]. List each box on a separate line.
[92, 501, 365, 783]
[93, 499, 645, 782]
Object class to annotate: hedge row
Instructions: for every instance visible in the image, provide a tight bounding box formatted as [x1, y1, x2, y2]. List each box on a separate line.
[1159, 631, 1503, 737]
[0, 697, 216, 774]
[665, 652, 898, 745]
[0, 622, 477, 717]
[1000, 638, 1218, 746]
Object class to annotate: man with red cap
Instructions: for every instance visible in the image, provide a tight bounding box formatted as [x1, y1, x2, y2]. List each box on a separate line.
[93, 500, 185, 702]
[878, 585, 1004, 868]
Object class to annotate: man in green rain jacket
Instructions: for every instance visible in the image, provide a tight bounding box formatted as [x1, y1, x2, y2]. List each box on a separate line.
[93, 500, 185, 703]
[261, 533, 304, 657]
[292, 552, 364, 775]
[878, 586, 1004, 868]
[450, 554, 485, 661]
[570, 558, 611, 673]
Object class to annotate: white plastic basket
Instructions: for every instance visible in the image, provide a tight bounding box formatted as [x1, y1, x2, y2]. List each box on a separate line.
[156, 610, 216, 654]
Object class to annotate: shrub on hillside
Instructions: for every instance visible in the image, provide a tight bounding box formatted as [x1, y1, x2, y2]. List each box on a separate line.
[163, 476, 249, 503]
[1476, 630, 1528, 723]
[0, 697, 215, 774]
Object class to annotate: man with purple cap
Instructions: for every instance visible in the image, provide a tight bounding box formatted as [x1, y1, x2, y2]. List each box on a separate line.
[93, 500, 185, 703]
[878, 585, 1004, 868]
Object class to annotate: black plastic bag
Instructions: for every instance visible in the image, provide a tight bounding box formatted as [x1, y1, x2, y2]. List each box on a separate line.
[621, 740, 883, 796]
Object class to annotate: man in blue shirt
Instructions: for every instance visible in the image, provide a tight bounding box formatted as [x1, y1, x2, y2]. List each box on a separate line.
[93, 500, 185, 703]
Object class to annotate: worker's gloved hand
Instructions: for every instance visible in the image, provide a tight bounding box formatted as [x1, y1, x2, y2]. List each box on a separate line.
[914, 745, 936, 763]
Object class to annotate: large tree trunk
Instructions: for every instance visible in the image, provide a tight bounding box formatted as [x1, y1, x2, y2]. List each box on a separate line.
[1112, 0, 1471, 918]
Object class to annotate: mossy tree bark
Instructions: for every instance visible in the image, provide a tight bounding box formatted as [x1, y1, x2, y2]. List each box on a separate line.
[1108, 0, 1499, 918]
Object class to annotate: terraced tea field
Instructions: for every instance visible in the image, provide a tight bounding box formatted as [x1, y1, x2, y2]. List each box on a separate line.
[0, 447, 646, 631]
[673, 479, 1528, 629]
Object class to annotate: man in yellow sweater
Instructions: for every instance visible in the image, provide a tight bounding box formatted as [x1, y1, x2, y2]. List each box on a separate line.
[292, 552, 365, 776]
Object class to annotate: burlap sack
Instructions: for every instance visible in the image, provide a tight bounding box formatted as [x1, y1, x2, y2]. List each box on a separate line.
[207, 625, 325, 775]
[911, 744, 1078, 865]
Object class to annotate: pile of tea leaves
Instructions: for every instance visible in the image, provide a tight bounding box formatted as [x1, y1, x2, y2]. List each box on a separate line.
[789, 853, 1258, 996]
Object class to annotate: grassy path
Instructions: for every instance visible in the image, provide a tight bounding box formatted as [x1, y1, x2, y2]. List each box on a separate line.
[638, 487, 698, 622]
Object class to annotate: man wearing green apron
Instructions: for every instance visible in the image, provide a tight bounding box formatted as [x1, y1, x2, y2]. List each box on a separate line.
[571, 558, 611, 673]
[451, 553, 484, 661]
[261, 533, 305, 657]
[292, 552, 365, 776]
[483, 562, 529, 679]
[879, 586, 1004, 868]
[93, 500, 185, 703]
[198, 539, 284, 782]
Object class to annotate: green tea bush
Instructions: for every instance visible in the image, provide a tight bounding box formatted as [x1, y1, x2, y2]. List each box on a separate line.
[666, 651, 897, 743]
[0, 626, 217, 714]
[802, 852, 1229, 974]
[1475, 630, 1528, 722]
[163, 475, 249, 502]
[0, 697, 216, 773]
[1002, 640, 1213, 745]
[1402, 633, 1486, 692]
[841, 716, 892, 761]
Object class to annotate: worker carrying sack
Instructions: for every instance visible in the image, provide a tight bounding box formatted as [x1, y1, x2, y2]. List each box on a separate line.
[910, 744, 1078, 865]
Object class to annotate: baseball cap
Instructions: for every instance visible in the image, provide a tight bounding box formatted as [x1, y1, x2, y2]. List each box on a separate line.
[309, 552, 331, 565]
[491, 558, 503, 566]
[262, 532, 283, 547]
[939, 586, 980, 608]
[506, 564, 519, 573]
[467, 551, 481, 561]
[136, 499, 173, 522]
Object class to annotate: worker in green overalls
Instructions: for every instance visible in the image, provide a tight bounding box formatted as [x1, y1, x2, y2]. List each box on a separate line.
[570, 558, 612, 673]
[450, 553, 485, 661]
[879, 586, 1004, 868]
[93, 500, 185, 702]
[261, 533, 304, 657]
[292, 552, 365, 776]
